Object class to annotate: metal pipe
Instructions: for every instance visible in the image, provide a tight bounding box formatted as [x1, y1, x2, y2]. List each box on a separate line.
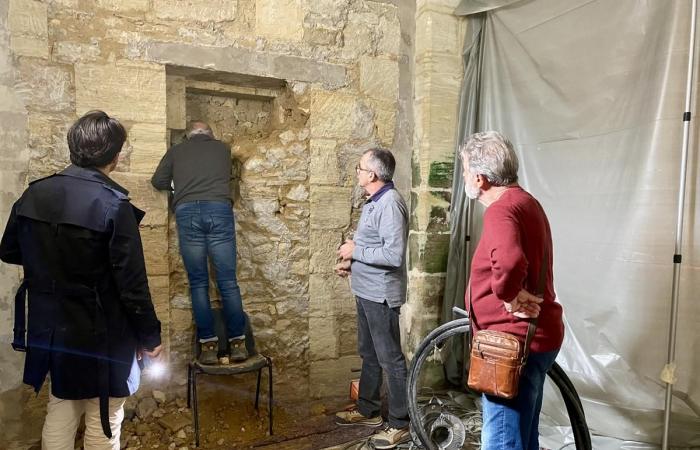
[662, 1, 698, 447]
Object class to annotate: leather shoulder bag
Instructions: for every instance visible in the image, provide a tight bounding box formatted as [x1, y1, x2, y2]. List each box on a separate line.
[467, 253, 547, 399]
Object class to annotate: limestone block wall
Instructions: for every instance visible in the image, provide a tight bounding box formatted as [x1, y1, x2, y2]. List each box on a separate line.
[164, 85, 315, 396]
[0, 0, 418, 420]
[185, 92, 273, 141]
[0, 1, 45, 448]
[405, 0, 465, 356]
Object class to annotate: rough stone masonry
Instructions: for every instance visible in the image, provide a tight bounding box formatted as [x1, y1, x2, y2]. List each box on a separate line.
[0, 0, 466, 447]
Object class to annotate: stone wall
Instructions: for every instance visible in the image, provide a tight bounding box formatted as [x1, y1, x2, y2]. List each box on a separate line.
[185, 93, 272, 141]
[0, 0, 45, 447]
[405, 0, 465, 357]
[0, 0, 420, 426]
[165, 83, 316, 398]
[0, 0, 472, 443]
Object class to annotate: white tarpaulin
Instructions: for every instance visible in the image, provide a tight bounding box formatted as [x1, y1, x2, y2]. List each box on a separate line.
[452, 0, 700, 446]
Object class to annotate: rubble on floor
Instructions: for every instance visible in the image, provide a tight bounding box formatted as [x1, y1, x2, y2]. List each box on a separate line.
[115, 384, 483, 450]
[120, 393, 197, 449]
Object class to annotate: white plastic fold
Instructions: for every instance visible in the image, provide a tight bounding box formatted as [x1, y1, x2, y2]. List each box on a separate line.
[454, 0, 700, 446]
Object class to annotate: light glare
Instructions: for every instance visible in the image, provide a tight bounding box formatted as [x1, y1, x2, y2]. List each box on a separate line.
[146, 361, 167, 379]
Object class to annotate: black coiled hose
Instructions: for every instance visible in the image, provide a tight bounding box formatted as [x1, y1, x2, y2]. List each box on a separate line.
[548, 362, 591, 449]
[406, 317, 591, 450]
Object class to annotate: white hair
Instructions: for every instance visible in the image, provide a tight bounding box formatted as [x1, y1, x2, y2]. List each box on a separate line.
[459, 131, 519, 186]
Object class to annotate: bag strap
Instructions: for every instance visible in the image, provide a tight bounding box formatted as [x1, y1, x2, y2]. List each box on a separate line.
[12, 280, 28, 352]
[522, 250, 548, 365]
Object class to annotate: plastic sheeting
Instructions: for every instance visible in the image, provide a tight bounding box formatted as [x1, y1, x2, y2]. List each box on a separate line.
[447, 0, 700, 446]
[440, 12, 485, 387]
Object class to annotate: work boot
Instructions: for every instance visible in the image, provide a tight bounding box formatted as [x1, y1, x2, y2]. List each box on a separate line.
[370, 426, 410, 449]
[198, 341, 218, 365]
[335, 407, 383, 427]
[229, 337, 248, 362]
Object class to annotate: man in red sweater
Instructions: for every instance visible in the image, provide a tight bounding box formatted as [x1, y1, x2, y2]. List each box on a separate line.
[461, 131, 564, 449]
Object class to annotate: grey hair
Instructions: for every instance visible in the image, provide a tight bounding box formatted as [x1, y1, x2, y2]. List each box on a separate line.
[459, 131, 519, 186]
[363, 147, 396, 182]
[186, 121, 214, 139]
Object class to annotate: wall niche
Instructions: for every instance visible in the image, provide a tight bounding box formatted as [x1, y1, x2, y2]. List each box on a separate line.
[165, 67, 317, 406]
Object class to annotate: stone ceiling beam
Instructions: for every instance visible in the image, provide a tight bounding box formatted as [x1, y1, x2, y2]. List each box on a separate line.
[144, 42, 347, 89]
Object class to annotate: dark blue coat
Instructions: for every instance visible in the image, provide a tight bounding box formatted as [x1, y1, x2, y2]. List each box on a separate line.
[0, 165, 161, 403]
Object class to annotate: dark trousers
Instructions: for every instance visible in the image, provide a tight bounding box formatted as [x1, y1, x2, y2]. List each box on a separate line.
[356, 296, 409, 429]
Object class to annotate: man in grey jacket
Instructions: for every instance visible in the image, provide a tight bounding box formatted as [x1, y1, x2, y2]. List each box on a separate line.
[334, 148, 410, 449]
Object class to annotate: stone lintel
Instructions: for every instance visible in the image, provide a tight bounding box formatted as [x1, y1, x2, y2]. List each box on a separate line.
[186, 79, 280, 100]
[145, 42, 347, 89]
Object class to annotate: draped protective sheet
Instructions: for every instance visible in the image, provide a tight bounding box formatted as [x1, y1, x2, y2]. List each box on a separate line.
[446, 0, 700, 446]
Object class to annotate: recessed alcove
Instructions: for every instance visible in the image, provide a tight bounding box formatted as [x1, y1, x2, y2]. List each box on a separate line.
[164, 66, 318, 409]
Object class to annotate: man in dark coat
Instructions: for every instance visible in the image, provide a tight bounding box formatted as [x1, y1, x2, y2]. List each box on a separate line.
[0, 110, 162, 449]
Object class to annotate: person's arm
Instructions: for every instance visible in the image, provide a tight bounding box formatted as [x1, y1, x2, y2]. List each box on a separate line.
[151, 149, 174, 191]
[108, 200, 161, 350]
[0, 202, 22, 265]
[351, 201, 407, 268]
[485, 206, 543, 318]
[485, 206, 528, 303]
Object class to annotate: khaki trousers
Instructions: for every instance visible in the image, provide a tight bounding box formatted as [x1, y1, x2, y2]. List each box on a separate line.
[42, 393, 126, 450]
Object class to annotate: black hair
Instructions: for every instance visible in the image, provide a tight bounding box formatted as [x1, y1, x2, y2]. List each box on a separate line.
[67, 110, 127, 168]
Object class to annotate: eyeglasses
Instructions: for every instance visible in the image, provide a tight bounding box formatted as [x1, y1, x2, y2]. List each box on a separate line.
[355, 164, 374, 175]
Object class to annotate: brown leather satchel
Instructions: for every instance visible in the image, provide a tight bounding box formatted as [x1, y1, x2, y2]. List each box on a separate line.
[466, 252, 546, 399]
[467, 322, 537, 399]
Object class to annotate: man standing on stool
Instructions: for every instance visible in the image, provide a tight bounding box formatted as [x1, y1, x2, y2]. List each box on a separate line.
[152, 121, 248, 365]
[334, 148, 410, 449]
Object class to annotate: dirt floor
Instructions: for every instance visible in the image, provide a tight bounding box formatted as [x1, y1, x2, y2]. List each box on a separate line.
[14, 379, 480, 450]
[35, 354, 483, 450]
[115, 378, 483, 450]
[117, 373, 379, 450]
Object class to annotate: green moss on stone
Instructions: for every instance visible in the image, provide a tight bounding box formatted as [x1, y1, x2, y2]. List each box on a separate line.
[408, 232, 450, 273]
[412, 160, 422, 187]
[428, 161, 454, 189]
[428, 205, 448, 232]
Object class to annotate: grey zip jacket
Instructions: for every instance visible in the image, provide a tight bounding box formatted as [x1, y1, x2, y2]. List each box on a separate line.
[350, 186, 408, 307]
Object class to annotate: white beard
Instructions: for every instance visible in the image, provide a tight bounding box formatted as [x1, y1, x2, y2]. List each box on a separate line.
[464, 182, 480, 200]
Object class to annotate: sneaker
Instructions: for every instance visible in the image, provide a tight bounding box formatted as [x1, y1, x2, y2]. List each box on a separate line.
[335, 407, 383, 427]
[370, 426, 410, 449]
[199, 341, 218, 365]
[229, 338, 248, 362]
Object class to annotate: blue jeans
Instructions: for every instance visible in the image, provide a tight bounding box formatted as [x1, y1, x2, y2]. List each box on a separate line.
[356, 297, 409, 429]
[175, 201, 245, 341]
[481, 349, 559, 450]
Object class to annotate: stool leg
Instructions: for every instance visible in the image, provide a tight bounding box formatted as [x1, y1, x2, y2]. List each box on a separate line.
[193, 370, 200, 447]
[187, 364, 192, 408]
[267, 358, 273, 436]
[255, 368, 262, 410]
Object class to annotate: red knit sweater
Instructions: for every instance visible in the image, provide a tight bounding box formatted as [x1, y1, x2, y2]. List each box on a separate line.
[466, 186, 564, 353]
